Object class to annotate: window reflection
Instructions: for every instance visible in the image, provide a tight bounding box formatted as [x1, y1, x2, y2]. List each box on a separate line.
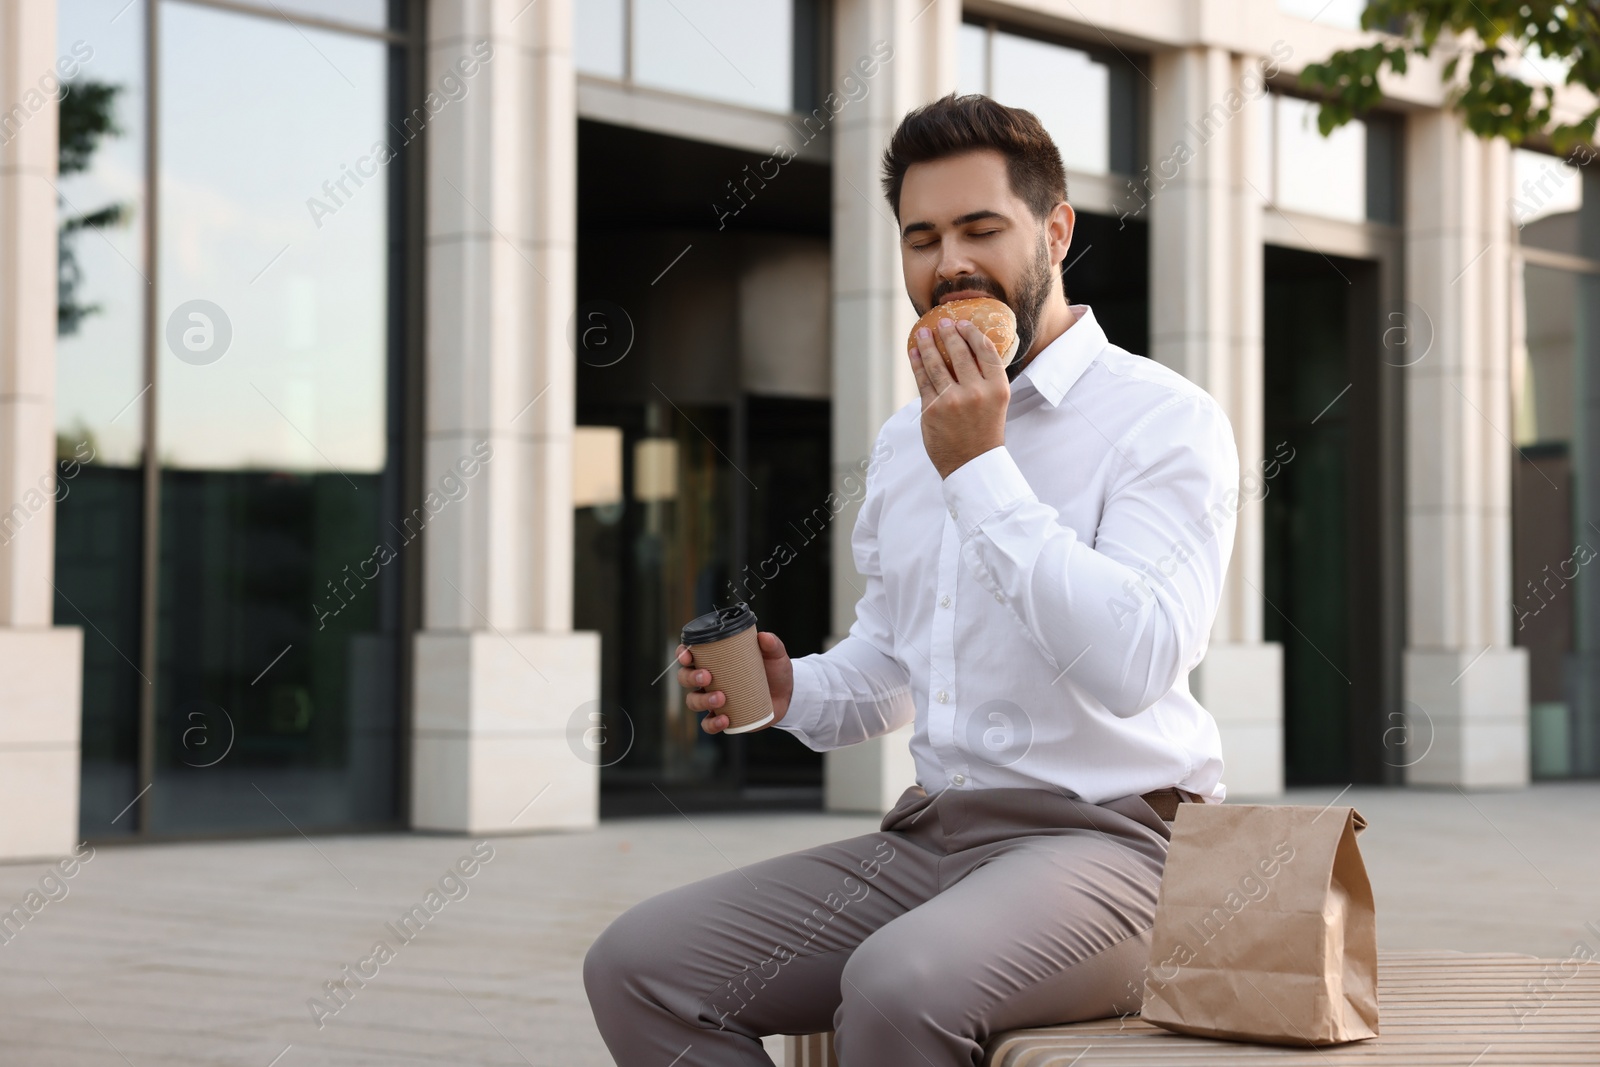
[128, 0, 401, 836]
[55, 0, 149, 837]
[1513, 148, 1587, 250]
[634, 0, 792, 112]
[1515, 264, 1578, 447]
[576, 0, 626, 79]
[229, 0, 393, 30]
[56, 0, 147, 468]
[576, 0, 835, 115]
[158, 2, 387, 473]
[1259, 92, 1401, 224]
[958, 22, 1122, 177]
[992, 33, 1110, 176]
[956, 21, 986, 97]
[1262, 92, 1367, 223]
[54, 0, 406, 837]
[1509, 164, 1600, 780]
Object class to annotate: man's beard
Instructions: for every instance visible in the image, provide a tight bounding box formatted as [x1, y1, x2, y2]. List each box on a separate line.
[923, 232, 1054, 381]
[1005, 234, 1054, 380]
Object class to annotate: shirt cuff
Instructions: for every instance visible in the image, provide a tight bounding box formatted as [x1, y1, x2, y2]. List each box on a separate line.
[941, 445, 1034, 542]
[774, 653, 827, 744]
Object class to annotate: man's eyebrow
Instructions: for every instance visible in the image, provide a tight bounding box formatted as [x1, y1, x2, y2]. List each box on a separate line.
[900, 210, 1011, 238]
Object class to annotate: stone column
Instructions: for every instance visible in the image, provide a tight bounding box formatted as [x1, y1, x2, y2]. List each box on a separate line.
[414, 0, 599, 833]
[0, 0, 85, 860]
[822, 0, 957, 813]
[1149, 45, 1283, 795]
[1402, 111, 1528, 786]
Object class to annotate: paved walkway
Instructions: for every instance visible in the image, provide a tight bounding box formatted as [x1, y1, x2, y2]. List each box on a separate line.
[1, 783, 1596, 1066]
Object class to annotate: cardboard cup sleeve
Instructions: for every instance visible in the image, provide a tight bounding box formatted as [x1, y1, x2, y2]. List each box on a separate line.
[681, 603, 775, 734]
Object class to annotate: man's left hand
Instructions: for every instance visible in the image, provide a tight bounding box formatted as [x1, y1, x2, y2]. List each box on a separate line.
[908, 316, 1009, 479]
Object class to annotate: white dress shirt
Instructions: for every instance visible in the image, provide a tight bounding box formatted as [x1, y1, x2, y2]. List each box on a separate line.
[776, 305, 1238, 804]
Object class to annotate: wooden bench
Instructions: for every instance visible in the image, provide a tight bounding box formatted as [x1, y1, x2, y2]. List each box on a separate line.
[784, 949, 1600, 1065]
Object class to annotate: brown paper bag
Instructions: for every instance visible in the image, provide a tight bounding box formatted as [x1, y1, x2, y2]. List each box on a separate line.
[1138, 803, 1379, 1046]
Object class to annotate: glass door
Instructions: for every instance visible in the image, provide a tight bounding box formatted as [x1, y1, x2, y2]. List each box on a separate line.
[1263, 246, 1394, 785]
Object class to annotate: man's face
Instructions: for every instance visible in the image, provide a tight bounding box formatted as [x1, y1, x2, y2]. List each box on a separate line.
[897, 149, 1073, 369]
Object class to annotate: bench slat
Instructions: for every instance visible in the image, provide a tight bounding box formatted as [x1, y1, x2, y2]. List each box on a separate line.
[783, 950, 1600, 1067]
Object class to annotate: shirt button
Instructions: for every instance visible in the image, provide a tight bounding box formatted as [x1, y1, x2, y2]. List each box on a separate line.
[939, 595, 951, 608]
[952, 774, 966, 785]
[948, 506, 958, 519]
[994, 592, 1004, 602]
[936, 690, 949, 704]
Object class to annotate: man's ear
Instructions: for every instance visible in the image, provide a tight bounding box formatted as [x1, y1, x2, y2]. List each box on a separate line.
[1047, 201, 1075, 267]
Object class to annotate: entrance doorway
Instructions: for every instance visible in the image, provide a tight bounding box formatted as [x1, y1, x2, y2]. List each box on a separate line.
[574, 121, 832, 816]
[1262, 245, 1397, 785]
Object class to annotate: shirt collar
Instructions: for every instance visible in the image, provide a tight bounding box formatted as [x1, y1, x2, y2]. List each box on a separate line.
[1012, 304, 1105, 408]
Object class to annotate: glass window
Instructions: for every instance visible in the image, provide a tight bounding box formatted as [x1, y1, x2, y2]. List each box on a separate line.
[228, 0, 393, 30]
[56, 1, 147, 469]
[1511, 263, 1600, 778]
[576, 0, 626, 79]
[1272, 93, 1366, 223]
[959, 23, 1120, 177]
[146, 0, 398, 835]
[1261, 92, 1390, 224]
[1277, 0, 1367, 29]
[990, 31, 1110, 176]
[1364, 112, 1401, 225]
[1514, 147, 1587, 251]
[1509, 164, 1600, 780]
[1515, 264, 1579, 447]
[157, 7, 388, 474]
[577, 0, 815, 114]
[956, 21, 987, 97]
[633, 0, 793, 113]
[55, 0, 409, 839]
[55, 0, 150, 838]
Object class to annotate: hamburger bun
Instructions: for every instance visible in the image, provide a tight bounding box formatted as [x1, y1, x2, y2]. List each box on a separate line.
[907, 297, 1019, 374]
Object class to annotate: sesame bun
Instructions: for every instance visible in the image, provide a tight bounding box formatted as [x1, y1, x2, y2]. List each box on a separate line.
[908, 297, 1019, 373]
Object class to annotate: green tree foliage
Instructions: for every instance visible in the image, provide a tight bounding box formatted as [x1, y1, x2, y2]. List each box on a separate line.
[1300, 1, 1600, 155]
[58, 80, 130, 335]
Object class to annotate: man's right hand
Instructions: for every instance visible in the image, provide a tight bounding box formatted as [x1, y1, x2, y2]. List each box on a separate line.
[676, 631, 794, 734]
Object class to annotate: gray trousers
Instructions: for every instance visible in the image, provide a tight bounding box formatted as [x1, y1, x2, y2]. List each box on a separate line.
[583, 783, 1173, 1066]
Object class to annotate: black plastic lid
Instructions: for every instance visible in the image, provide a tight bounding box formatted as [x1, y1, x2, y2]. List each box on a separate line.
[682, 602, 758, 645]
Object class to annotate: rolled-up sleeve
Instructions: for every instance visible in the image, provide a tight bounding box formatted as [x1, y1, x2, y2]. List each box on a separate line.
[776, 432, 916, 751]
[939, 392, 1239, 718]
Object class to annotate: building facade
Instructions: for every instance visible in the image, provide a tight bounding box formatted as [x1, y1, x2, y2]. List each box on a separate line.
[1, 0, 1595, 858]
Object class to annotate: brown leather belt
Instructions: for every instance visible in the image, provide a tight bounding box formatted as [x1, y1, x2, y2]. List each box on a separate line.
[1139, 786, 1205, 821]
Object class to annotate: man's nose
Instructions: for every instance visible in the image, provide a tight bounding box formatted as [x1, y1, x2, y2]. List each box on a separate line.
[935, 247, 975, 280]
[932, 235, 974, 279]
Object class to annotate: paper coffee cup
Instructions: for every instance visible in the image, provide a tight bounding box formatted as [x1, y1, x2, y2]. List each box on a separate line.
[681, 603, 775, 734]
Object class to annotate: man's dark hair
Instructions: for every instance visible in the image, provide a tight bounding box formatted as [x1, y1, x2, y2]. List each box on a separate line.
[880, 93, 1068, 220]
